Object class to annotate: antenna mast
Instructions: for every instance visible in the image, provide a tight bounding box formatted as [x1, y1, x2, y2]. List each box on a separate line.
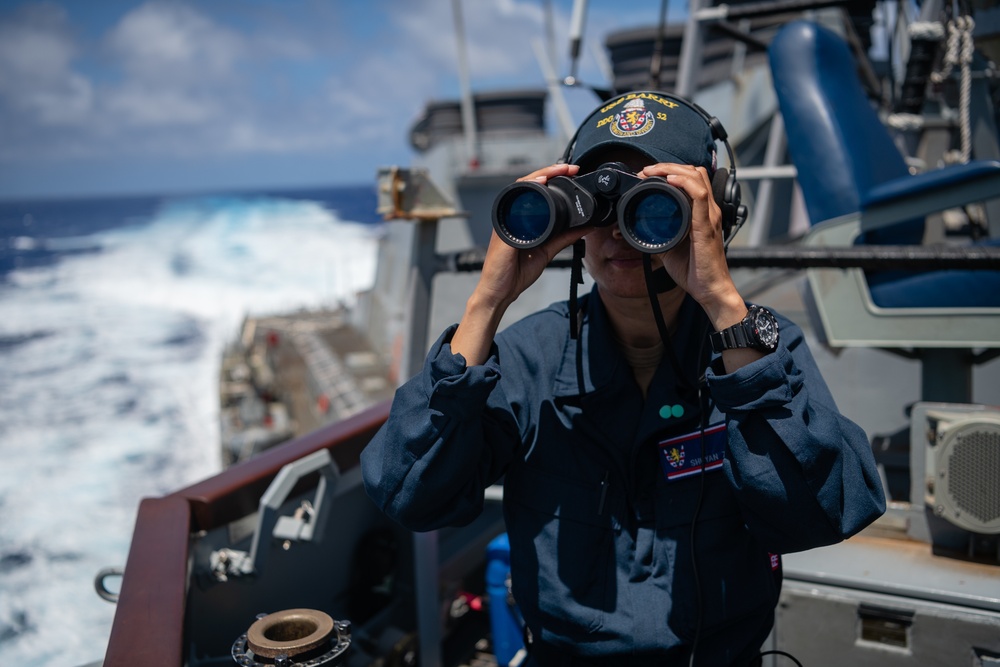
[452, 0, 479, 168]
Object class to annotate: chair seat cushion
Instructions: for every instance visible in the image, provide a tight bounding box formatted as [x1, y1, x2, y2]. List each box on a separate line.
[866, 239, 1000, 308]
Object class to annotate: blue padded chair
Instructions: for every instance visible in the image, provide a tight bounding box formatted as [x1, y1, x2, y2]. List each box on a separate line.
[767, 20, 1000, 366]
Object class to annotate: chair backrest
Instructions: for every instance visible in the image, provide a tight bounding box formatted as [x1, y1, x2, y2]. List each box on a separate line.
[768, 20, 922, 244]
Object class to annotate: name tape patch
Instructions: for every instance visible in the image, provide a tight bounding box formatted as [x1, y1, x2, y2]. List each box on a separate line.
[658, 422, 727, 482]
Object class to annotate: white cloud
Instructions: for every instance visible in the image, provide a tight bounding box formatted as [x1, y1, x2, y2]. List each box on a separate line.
[0, 1, 583, 164]
[104, 86, 218, 126]
[0, 4, 94, 125]
[390, 0, 547, 87]
[462, 0, 548, 80]
[100, 2, 244, 128]
[106, 2, 242, 80]
[320, 0, 553, 151]
[0, 0, 655, 196]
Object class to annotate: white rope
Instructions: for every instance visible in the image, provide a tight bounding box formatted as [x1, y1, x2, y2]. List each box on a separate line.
[931, 15, 977, 163]
[930, 19, 960, 84]
[957, 16, 975, 163]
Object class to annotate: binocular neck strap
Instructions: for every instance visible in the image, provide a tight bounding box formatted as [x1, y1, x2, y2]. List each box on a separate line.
[569, 240, 586, 341]
[642, 254, 697, 398]
[570, 240, 587, 397]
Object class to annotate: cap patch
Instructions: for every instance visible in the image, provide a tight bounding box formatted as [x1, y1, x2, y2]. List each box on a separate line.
[570, 90, 714, 171]
[611, 99, 655, 138]
[595, 93, 681, 137]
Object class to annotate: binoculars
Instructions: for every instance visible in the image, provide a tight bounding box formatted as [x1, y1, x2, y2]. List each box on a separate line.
[491, 162, 692, 254]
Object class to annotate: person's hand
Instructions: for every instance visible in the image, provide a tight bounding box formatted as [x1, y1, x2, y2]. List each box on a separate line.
[639, 163, 746, 328]
[452, 163, 588, 366]
[475, 163, 586, 311]
[639, 163, 764, 373]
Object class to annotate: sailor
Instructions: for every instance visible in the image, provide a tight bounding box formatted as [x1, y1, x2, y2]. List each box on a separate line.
[361, 90, 886, 666]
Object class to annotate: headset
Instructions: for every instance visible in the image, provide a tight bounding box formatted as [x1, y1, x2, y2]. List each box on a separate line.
[560, 90, 747, 248]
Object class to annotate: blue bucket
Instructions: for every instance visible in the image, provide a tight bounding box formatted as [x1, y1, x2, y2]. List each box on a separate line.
[485, 533, 524, 666]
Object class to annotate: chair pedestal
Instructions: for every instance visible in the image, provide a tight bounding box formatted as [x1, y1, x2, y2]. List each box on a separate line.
[921, 349, 973, 404]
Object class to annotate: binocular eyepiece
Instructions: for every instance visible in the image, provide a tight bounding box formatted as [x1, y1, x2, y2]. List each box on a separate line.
[491, 162, 692, 254]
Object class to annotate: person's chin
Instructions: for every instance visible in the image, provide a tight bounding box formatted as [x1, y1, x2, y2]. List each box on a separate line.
[598, 268, 648, 297]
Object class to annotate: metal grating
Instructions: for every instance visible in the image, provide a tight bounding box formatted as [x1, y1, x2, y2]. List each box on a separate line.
[947, 425, 1000, 524]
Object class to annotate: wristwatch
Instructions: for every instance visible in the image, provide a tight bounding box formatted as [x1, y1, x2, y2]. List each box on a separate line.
[709, 304, 779, 353]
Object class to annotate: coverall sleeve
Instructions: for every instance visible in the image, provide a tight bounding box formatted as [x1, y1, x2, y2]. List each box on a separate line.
[361, 325, 521, 532]
[707, 318, 887, 553]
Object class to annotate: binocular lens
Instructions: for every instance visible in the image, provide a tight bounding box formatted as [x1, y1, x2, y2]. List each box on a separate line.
[619, 184, 691, 253]
[491, 167, 690, 253]
[501, 189, 552, 244]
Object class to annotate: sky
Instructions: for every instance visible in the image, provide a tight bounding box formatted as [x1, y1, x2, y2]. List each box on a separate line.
[0, 0, 681, 200]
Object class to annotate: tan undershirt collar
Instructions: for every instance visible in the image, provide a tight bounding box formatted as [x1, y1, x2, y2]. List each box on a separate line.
[616, 336, 665, 400]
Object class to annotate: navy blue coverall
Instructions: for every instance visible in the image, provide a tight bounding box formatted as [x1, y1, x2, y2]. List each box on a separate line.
[361, 287, 886, 665]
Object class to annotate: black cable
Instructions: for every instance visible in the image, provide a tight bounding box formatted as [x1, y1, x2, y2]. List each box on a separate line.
[754, 649, 804, 667]
[636, 240, 802, 667]
[687, 383, 710, 667]
[639, 253, 713, 666]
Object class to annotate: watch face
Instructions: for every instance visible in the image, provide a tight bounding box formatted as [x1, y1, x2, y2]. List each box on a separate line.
[752, 308, 779, 349]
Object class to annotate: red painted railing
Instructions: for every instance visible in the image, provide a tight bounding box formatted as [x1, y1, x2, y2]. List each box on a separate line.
[102, 400, 392, 667]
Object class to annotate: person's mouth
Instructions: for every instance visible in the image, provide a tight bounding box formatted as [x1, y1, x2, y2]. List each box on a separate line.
[609, 255, 642, 268]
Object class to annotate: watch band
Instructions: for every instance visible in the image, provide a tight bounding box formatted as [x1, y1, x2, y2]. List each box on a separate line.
[709, 321, 751, 352]
[709, 305, 779, 353]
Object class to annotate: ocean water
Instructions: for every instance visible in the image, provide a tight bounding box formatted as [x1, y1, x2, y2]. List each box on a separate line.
[0, 185, 382, 667]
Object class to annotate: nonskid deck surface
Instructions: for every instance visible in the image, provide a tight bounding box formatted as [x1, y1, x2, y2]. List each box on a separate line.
[220, 308, 396, 464]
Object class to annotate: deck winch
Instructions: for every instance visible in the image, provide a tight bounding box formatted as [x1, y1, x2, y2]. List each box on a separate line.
[231, 608, 351, 666]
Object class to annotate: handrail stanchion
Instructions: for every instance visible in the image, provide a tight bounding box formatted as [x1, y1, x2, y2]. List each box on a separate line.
[377, 166, 463, 667]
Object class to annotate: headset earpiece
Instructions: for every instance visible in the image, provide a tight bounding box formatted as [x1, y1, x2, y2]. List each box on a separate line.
[711, 167, 739, 242]
[706, 115, 728, 142]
